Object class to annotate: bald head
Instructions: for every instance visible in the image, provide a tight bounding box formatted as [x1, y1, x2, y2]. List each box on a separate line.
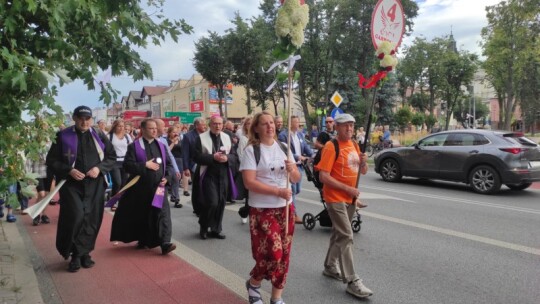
[155, 119, 165, 136]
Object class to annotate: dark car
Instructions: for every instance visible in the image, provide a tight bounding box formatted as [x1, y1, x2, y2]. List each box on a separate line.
[373, 129, 540, 194]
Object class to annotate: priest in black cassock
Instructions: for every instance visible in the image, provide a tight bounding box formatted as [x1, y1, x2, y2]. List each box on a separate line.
[46, 106, 116, 272]
[194, 115, 239, 240]
[110, 118, 176, 255]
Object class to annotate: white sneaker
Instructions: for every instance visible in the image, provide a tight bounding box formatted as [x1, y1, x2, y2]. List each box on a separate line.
[241, 217, 248, 224]
[322, 268, 342, 281]
[346, 279, 373, 298]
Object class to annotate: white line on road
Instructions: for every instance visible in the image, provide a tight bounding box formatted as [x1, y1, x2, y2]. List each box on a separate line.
[295, 197, 540, 256]
[171, 240, 271, 302]
[360, 185, 540, 215]
[302, 188, 416, 203]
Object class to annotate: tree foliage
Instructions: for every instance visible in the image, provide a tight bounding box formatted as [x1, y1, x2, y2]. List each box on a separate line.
[0, 0, 191, 194]
[394, 106, 413, 132]
[193, 31, 233, 118]
[481, 0, 540, 130]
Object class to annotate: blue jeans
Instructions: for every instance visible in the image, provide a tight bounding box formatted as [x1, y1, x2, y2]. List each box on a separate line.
[291, 166, 303, 213]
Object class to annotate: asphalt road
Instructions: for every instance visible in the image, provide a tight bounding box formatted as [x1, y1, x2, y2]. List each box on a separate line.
[169, 171, 540, 304]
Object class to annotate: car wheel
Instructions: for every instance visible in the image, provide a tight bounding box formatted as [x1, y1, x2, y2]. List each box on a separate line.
[505, 182, 532, 191]
[469, 165, 501, 194]
[380, 158, 402, 182]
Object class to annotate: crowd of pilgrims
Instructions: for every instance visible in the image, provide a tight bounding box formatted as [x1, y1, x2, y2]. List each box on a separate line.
[3, 106, 373, 303]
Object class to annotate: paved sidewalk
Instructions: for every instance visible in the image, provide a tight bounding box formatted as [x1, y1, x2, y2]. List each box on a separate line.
[1, 202, 246, 304]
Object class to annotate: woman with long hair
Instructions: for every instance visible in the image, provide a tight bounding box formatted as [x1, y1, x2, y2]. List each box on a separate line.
[236, 116, 252, 224]
[109, 119, 133, 211]
[239, 111, 300, 304]
[166, 126, 183, 208]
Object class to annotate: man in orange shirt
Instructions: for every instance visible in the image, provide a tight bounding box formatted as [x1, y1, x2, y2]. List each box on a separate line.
[315, 113, 372, 299]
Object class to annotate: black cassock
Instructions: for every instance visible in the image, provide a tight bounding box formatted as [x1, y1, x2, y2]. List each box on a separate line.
[46, 128, 116, 259]
[193, 132, 238, 233]
[110, 138, 173, 248]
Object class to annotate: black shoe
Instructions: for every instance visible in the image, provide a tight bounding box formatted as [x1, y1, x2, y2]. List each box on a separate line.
[183, 191, 190, 196]
[81, 255, 95, 268]
[208, 231, 226, 240]
[32, 216, 40, 226]
[135, 242, 147, 250]
[40, 214, 50, 224]
[68, 256, 81, 273]
[161, 243, 176, 255]
[199, 227, 207, 240]
[174, 203, 183, 208]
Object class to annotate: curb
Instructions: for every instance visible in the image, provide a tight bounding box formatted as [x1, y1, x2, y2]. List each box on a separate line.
[0, 220, 44, 304]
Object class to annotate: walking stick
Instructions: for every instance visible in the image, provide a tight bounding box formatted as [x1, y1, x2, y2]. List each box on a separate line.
[285, 68, 294, 234]
[353, 88, 379, 204]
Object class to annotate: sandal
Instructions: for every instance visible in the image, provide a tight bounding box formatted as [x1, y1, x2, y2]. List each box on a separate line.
[246, 280, 263, 304]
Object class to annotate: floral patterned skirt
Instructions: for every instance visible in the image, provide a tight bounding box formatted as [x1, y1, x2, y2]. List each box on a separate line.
[249, 204, 295, 289]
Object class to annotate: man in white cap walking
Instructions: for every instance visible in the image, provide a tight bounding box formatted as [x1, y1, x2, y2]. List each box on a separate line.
[315, 113, 373, 299]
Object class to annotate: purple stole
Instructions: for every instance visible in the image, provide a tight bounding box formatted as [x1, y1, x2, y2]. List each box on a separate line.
[61, 126, 105, 166]
[134, 138, 167, 209]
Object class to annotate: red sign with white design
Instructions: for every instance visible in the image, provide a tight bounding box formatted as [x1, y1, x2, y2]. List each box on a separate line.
[190, 101, 204, 112]
[371, 0, 405, 51]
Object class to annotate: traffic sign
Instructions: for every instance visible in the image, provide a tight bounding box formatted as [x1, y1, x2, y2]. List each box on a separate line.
[330, 91, 344, 108]
[371, 0, 405, 51]
[164, 112, 201, 124]
[331, 107, 344, 119]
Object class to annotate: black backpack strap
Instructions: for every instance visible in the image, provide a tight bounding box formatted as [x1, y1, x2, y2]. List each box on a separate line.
[109, 132, 113, 142]
[254, 141, 288, 166]
[125, 134, 130, 144]
[276, 140, 289, 158]
[254, 144, 261, 165]
[331, 138, 340, 161]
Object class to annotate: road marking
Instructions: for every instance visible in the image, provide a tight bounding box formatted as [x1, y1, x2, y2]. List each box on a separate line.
[171, 240, 271, 302]
[295, 197, 540, 256]
[362, 185, 540, 215]
[302, 188, 416, 203]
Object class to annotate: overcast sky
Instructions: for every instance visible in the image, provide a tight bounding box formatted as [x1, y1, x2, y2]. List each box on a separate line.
[55, 0, 503, 113]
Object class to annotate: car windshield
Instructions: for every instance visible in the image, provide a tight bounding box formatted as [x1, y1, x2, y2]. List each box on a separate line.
[501, 133, 538, 147]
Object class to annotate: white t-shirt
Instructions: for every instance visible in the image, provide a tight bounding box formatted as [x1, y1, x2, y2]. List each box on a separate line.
[239, 141, 293, 208]
[111, 133, 133, 161]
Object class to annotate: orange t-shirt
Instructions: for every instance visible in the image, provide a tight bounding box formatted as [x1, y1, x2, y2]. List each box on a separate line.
[315, 140, 360, 204]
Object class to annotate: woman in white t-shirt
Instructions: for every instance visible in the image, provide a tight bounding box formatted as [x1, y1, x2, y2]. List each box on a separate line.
[108, 119, 133, 211]
[240, 111, 300, 304]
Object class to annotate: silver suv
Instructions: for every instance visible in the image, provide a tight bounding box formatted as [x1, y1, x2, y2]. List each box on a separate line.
[374, 130, 540, 194]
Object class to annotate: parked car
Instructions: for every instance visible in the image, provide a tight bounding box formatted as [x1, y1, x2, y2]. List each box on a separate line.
[373, 130, 540, 194]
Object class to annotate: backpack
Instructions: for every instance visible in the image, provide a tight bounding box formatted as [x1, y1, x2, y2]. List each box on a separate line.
[238, 141, 289, 219]
[253, 141, 289, 165]
[310, 139, 360, 188]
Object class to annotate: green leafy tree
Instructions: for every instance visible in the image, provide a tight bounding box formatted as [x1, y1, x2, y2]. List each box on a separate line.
[481, 0, 539, 130]
[439, 50, 478, 130]
[425, 114, 438, 131]
[226, 14, 275, 114]
[0, 0, 191, 195]
[193, 32, 233, 118]
[394, 106, 413, 132]
[411, 112, 425, 130]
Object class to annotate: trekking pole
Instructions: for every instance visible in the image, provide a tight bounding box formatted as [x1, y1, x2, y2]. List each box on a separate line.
[354, 88, 378, 204]
[285, 68, 293, 234]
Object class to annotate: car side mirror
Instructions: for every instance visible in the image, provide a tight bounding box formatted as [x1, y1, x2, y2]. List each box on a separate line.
[413, 143, 420, 149]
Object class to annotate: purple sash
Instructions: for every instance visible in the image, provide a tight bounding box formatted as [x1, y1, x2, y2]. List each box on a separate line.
[134, 138, 167, 208]
[61, 127, 105, 165]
